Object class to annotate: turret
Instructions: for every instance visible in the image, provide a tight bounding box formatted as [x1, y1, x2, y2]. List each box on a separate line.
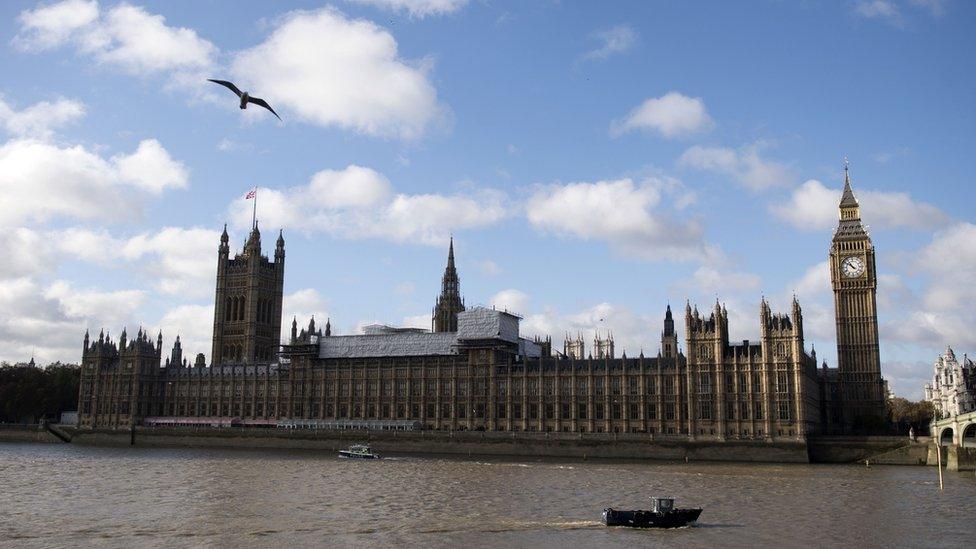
[325, 318, 331, 337]
[219, 223, 230, 256]
[83, 329, 90, 356]
[291, 316, 298, 343]
[119, 327, 127, 351]
[275, 229, 285, 262]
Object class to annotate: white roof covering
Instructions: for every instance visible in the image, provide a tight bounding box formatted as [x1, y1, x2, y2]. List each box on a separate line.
[319, 332, 458, 359]
[457, 307, 519, 343]
[317, 307, 525, 359]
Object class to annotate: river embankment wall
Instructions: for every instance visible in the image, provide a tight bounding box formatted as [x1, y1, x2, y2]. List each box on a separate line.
[65, 427, 812, 463]
[0, 424, 64, 444]
[3, 425, 938, 465]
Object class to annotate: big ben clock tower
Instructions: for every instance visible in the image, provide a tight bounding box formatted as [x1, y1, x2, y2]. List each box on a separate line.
[829, 162, 887, 431]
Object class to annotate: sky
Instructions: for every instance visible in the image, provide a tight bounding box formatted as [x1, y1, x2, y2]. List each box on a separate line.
[0, 0, 973, 399]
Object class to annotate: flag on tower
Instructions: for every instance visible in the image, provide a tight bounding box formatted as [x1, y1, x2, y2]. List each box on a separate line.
[245, 189, 256, 199]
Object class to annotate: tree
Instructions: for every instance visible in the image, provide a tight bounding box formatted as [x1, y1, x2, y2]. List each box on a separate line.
[0, 363, 80, 423]
[888, 397, 935, 435]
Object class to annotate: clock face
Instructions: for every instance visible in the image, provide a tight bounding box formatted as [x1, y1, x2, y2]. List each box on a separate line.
[841, 256, 865, 278]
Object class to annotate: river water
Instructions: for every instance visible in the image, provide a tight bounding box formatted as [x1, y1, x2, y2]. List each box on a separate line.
[1, 443, 973, 548]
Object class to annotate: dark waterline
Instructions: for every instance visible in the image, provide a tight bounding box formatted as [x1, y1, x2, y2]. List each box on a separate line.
[1, 443, 973, 548]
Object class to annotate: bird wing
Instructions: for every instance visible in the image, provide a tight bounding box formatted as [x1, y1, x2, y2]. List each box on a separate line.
[247, 96, 282, 121]
[208, 79, 243, 97]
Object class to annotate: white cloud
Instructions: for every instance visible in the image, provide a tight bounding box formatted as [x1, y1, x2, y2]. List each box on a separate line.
[769, 179, 949, 231]
[855, 1, 902, 23]
[119, 227, 219, 297]
[526, 177, 713, 261]
[489, 289, 530, 316]
[402, 313, 432, 330]
[678, 143, 792, 191]
[346, 0, 469, 18]
[283, 288, 330, 335]
[582, 25, 637, 61]
[513, 298, 661, 358]
[216, 138, 254, 153]
[154, 303, 213, 363]
[916, 223, 976, 313]
[112, 139, 189, 193]
[0, 138, 188, 225]
[231, 6, 444, 138]
[0, 226, 218, 300]
[227, 165, 507, 246]
[14, 1, 215, 91]
[688, 266, 761, 296]
[478, 259, 501, 277]
[0, 276, 145, 365]
[909, 0, 946, 17]
[611, 92, 712, 139]
[0, 96, 85, 138]
[13, 0, 98, 51]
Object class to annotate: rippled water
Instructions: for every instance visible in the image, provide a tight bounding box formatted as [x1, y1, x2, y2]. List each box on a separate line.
[1, 443, 973, 548]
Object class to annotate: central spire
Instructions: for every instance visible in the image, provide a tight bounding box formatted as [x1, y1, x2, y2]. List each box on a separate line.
[432, 237, 465, 332]
[840, 158, 859, 209]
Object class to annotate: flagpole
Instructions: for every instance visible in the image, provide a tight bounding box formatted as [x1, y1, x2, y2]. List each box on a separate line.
[252, 187, 257, 230]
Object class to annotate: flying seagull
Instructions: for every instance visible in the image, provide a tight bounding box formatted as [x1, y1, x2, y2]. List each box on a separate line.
[207, 79, 281, 121]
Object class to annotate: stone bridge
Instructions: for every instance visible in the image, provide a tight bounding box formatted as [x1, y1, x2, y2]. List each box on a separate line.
[932, 410, 976, 447]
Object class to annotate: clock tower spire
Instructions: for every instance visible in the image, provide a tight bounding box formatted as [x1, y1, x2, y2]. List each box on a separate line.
[829, 160, 886, 432]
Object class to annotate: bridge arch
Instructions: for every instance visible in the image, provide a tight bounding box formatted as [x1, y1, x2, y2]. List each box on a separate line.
[939, 427, 955, 446]
[963, 424, 976, 448]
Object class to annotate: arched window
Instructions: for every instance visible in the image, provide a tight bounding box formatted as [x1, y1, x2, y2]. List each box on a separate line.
[225, 297, 232, 321]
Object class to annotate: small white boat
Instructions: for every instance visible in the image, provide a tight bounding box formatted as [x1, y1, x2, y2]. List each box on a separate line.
[339, 444, 380, 459]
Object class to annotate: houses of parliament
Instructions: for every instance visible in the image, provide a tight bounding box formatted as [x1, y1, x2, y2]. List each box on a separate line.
[77, 168, 888, 438]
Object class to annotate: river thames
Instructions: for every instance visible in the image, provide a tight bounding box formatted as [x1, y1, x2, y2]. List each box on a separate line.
[1, 443, 973, 548]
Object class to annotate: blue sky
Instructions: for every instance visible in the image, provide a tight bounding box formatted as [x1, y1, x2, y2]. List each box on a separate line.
[0, 0, 973, 399]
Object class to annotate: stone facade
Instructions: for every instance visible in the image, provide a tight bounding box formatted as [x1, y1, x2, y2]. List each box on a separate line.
[77, 167, 887, 437]
[925, 347, 976, 420]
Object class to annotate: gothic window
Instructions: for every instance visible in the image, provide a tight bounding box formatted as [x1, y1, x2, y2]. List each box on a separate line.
[698, 373, 711, 394]
[699, 344, 708, 359]
[595, 378, 605, 396]
[778, 401, 790, 421]
[754, 401, 764, 420]
[577, 404, 587, 419]
[664, 377, 675, 395]
[646, 377, 656, 395]
[726, 401, 735, 420]
[777, 372, 789, 394]
[629, 403, 639, 420]
[225, 297, 232, 321]
[497, 380, 507, 397]
[698, 402, 712, 420]
[664, 402, 675, 420]
[646, 403, 657, 420]
[611, 377, 621, 396]
[577, 379, 588, 396]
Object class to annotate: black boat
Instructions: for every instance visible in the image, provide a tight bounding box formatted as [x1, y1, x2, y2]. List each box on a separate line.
[603, 497, 702, 528]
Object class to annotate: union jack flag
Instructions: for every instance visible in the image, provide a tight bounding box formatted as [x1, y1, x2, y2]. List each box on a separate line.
[244, 189, 256, 199]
